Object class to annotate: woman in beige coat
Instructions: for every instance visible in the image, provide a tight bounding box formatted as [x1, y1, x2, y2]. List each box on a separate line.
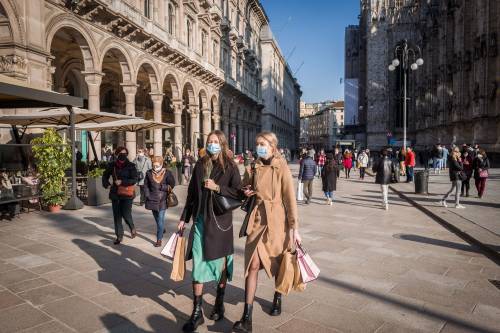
[233, 131, 301, 333]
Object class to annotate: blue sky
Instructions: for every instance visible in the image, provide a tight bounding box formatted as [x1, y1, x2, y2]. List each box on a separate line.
[260, 0, 359, 103]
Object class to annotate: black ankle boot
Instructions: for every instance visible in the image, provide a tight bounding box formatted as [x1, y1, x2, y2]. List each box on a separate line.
[182, 296, 204, 332]
[233, 303, 253, 332]
[269, 292, 282, 316]
[209, 286, 225, 321]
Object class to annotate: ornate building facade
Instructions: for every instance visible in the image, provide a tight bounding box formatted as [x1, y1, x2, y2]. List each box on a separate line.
[359, 0, 499, 154]
[0, 0, 297, 159]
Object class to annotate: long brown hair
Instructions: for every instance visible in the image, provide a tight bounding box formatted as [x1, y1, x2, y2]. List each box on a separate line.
[201, 130, 234, 171]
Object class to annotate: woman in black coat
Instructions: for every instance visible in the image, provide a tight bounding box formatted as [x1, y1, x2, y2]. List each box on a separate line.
[440, 147, 465, 208]
[472, 149, 490, 198]
[102, 147, 138, 245]
[321, 154, 337, 205]
[144, 156, 176, 247]
[177, 130, 242, 332]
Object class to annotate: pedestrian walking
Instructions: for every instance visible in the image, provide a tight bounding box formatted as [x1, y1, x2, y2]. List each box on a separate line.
[177, 130, 242, 332]
[442, 146, 449, 169]
[182, 148, 195, 184]
[298, 149, 316, 204]
[321, 154, 337, 205]
[357, 150, 369, 180]
[233, 131, 301, 333]
[460, 150, 473, 197]
[133, 148, 152, 205]
[472, 149, 490, 198]
[102, 147, 138, 245]
[334, 147, 343, 178]
[316, 149, 326, 178]
[398, 148, 406, 176]
[432, 144, 443, 174]
[144, 157, 176, 247]
[405, 147, 416, 182]
[343, 149, 353, 178]
[440, 147, 465, 209]
[372, 148, 395, 210]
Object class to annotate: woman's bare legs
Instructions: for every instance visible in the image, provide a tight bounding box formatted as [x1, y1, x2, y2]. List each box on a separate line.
[245, 252, 261, 304]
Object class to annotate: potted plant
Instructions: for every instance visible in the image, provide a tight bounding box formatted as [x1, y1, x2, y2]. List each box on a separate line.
[86, 166, 110, 206]
[31, 128, 71, 212]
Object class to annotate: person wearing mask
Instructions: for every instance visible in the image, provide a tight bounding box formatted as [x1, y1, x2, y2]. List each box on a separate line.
[177, 131, 242, 332]
[182, 148, 195, 184]
[372, 149, 395, 210]
[334, 147, 343, 178]
[357, 150, 369, 180]
[233, 131, 301, 333]
[321, 154, 337, 205]
[102, 147, 138, 245]
[472, 149, 490, 199]
[343, 149, 353, 178]
[133, 148, 152, 206]
[316, 149, 326, 178]
[405, 147, 416, 183]
[298, 150, 317, 204]
[144, 157, 176, 247]
[460, 150, 473, 197]
[440, 147, 465, 209]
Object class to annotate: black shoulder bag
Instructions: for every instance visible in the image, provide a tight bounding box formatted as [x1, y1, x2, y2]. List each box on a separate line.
[212, 166, 243, 216]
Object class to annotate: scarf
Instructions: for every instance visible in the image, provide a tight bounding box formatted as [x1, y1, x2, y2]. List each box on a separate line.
[115, 159, 126, 169]
[152, 168, 166, 184]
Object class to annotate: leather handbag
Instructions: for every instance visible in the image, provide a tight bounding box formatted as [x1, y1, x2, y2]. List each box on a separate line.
[113, 168, 135, 197]
[239, 163, 257, 238]
[479, 168, 489, 178]
[213, 192, 242, 216]
[458, 171, 467, 181]
[166, 185, 179, 208]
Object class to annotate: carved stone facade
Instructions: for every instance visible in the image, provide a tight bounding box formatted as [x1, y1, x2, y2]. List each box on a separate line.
[359, 0, 500, 155]
[0, 0, 294, 159]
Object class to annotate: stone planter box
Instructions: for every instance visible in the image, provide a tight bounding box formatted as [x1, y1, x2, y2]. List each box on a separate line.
[87, 177, 110, 206]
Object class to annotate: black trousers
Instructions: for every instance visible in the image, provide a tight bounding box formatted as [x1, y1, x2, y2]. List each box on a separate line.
[111, 199, 135, 238]
[461, 177, 471, 195]
[139, 185, 146, 204]
[359, 167, 366, 179]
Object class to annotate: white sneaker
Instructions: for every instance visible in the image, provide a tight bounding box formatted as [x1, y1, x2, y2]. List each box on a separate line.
[329, 200, 333, 206]
[440, 200, 448, 208]
[385, 203, 389, 210]
[455, 204, 465, 209]
[326, 198, 331, 205]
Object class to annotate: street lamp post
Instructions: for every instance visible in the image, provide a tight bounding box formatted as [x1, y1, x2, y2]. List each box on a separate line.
[388, 39, 424, 152]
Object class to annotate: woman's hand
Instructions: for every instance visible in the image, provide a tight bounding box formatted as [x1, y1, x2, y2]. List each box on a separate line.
[204, 179, 219, 192]
[243, 185, 256, 197]
[292, 228, 302, 246]
[114, 180, 122, 186]
[177, 221, 185, 232]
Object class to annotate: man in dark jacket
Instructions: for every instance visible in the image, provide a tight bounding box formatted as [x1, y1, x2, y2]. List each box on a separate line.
[372, 148, 395, 211]
[298, 150, 317, 204]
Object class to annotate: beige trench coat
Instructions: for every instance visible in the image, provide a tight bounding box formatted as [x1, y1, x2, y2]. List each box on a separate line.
[242, 156, 298, 278]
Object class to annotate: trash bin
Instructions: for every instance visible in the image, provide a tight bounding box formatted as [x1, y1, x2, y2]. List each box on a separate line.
[414, 170, 429, 194]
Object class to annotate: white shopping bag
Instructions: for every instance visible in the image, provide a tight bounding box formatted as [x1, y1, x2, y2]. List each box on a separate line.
[297, 182, 304, 201]
[161, 232, 179, 259]
[296, 243, 320, 283]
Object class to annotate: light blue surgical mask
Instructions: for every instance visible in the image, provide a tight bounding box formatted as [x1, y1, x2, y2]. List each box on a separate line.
[256, 146, 268, 159]
[207, 143, 221, 155]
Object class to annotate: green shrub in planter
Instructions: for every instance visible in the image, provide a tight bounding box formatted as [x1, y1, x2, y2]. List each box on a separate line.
[31, 128, 71, 208]
[88, 168, 105, 179]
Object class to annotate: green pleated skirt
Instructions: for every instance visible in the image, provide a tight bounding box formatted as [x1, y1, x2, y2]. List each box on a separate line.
[191, 215, 233, 283]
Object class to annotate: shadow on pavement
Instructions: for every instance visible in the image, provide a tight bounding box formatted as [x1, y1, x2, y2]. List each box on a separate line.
[392, 233, 500, 253]
[398, 192, 500, 209]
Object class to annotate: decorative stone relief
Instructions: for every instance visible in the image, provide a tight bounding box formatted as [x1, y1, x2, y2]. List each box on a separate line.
[0, 54, 27, 78]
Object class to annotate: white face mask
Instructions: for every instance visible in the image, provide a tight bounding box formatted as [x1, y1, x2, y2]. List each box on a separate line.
[153, 165, 162, 172]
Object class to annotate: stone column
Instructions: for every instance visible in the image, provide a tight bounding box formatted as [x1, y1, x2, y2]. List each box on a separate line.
[222, 117, 229, 136]
[201, 108, 211, 143]
[172, 100, 183, 159]
[122, 83, 138, 160]
[237, 123, 244, 154]
[212, 113, 221, 131]
[150, 92, 164, 156]
[82, 72, 103, 160]
[190, 106, 200, 156]
[230, 123, 237, 152]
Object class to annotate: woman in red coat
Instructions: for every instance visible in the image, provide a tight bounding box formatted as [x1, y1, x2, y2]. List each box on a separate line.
[343, 150, 353, 178]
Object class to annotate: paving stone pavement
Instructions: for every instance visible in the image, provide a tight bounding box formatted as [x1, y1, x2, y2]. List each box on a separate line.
[0, 164, 499, 333]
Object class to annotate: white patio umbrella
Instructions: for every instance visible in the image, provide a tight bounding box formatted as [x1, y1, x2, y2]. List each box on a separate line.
[76, 118, 177, 132]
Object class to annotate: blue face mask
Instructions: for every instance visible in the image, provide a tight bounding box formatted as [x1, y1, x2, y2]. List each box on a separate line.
[256, 146, 268, 158]
[207, 143, 221, 155]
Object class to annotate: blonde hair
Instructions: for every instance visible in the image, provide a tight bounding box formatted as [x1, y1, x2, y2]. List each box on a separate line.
[256, 131, 281, 157]
[152, 156, 163, 165]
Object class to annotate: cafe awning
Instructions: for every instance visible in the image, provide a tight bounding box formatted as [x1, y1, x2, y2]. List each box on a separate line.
[76, 118, 177, 132]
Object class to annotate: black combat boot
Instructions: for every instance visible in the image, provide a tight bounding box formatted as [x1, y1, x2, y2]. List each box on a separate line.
[209, 285, 225, 321]
[182, 295, 204, 332]
[269, 292, 282, 316]
[233, 303, 253, 332]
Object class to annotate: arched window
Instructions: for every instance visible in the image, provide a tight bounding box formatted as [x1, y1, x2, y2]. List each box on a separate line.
[168, 4, 176, 35]
[186, 18, 193, 48]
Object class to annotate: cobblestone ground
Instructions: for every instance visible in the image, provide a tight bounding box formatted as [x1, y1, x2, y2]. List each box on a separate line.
[0, 164, 499, 333]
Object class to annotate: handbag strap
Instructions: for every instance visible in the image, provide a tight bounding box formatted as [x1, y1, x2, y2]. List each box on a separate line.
[210, 192, 232, 232]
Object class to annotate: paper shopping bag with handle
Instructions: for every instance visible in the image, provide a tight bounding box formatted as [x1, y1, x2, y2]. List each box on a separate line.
[170, 235, 186, 282]
[293, 251, 306, 292]
[161, 232, 179, 259]
[275, 249, 295, 295]
[296, 243, 320, 283]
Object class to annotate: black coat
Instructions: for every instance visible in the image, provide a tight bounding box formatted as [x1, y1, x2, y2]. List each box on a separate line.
[143, 169, 176, 211]
[181, 159, 242, 261]
[102, 161, 138, 200]
[472, 157, 490, 180]
[373, 156, 395, 185]
[321, 164, 337, 191]
[448, 157, 463, 181]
